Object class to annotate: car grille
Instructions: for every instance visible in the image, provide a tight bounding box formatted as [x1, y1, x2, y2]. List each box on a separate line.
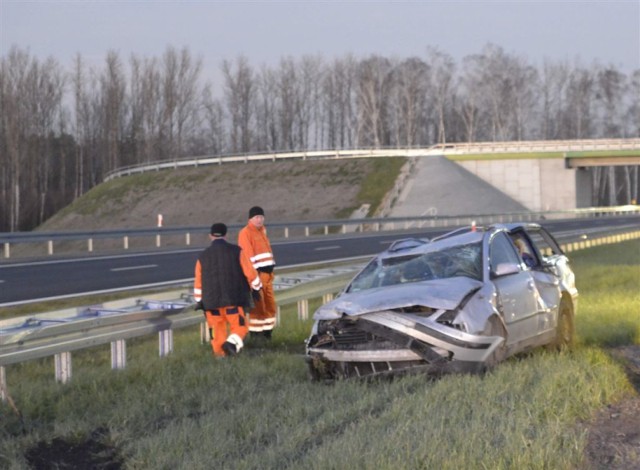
[316, 319, 399, 350]
[333, 328, 369, 346]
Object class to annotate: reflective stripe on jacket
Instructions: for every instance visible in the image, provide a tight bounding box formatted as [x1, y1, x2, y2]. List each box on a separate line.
[238, 222, 276, 271]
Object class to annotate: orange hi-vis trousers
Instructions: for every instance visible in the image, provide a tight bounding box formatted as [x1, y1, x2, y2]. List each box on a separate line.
[249, 271, 277, 333]
[205, 306, 248, 356]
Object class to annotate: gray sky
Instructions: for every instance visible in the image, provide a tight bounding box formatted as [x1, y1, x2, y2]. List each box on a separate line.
[1, 0, 639, 87]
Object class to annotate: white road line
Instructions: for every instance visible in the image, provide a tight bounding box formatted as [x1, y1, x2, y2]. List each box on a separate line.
[314, 245, 340, 251]
[111, 264, 158, 272]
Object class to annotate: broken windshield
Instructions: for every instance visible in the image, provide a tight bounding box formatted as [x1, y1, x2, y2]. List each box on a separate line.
[348, 242, 482, 292]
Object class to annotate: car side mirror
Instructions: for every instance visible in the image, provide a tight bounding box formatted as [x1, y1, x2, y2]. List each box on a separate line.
[493, 262, 520, 277]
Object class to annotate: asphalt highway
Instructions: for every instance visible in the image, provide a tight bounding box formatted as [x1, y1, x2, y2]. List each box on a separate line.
[0, 216, 637, 306]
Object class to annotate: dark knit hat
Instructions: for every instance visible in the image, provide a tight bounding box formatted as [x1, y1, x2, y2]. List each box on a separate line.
[210, 223, 227, 237]
[248, 206, 265, 219]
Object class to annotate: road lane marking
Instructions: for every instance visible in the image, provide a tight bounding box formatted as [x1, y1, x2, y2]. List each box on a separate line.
[314, 245, 340, 251]
[111, 264, 158, 272]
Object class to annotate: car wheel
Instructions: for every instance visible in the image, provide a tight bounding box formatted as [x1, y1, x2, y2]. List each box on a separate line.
[484, 317, 507, 371]
[552, 297, 574, 350]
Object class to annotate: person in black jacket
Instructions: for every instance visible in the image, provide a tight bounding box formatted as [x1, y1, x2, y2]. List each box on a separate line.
[194, 223, 262, 356]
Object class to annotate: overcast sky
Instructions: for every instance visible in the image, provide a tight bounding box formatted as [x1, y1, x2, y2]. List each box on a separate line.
[2, 0, 639, 87]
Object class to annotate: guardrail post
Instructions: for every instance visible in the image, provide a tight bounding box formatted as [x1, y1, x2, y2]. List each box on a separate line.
[3, 243, 9, 258]
[0, 366, 6, 402]
[111, 340, 126, 370]
[200, 322, 211, 344]
[156, 234, 161, 248]
[186, 233, 191, 246]
[297, 299, 309, 320]
[159, 330, 173, 357]
[305, 227, 309, 237]
[322, 293, 334, 304]
[54, 352, 72, 383]
[284, 227, 289, 238]
[124, 236, 129, 250]
[324, 225, 329, 235]
[88, 238, 93, 252]
[48, 240, 53, 255]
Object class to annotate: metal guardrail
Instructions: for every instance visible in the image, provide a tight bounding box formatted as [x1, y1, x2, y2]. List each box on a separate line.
[103, 138, 640, 181]
[2, 206, 640, 259]
[1, 227, 639, 401]
[0, 265, 359, 400]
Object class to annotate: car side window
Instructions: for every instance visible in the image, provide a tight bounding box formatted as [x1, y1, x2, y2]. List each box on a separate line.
[490, 232, 522, 274]
[511, 235, 538, 268]
[527, 228, 562, 260]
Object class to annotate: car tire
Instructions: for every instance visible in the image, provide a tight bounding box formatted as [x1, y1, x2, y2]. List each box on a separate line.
[551, 297, 574, 351]
[484, 317, 507, 372]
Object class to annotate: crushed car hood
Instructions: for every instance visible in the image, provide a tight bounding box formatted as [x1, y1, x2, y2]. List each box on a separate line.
[314, 277, 483, 319]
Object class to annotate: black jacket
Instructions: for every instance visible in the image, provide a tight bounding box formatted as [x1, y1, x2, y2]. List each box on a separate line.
[198, 239, 251, 310]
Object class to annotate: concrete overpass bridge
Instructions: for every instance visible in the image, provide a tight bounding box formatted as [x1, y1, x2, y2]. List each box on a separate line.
[423, 138, 640, 214]
[105, 138, 640, 215]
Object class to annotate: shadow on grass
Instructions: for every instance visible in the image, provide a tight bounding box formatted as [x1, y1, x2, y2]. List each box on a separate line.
[25, 428, 124, 470]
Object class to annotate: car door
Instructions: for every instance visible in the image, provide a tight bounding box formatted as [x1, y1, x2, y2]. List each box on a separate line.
[489, 232, 541, 346]
[520, 226, 566, 337]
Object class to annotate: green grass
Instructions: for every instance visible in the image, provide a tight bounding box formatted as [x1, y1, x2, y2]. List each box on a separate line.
[335, 157, 407, 218]
[572, 240, 640, 346]
[1, 242, 638, 469]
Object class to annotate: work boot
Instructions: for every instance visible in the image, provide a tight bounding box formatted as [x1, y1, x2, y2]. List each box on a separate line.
[249, 331, 262, 344]
[263, 330, 272, 340]
[222, 341, 237, 357]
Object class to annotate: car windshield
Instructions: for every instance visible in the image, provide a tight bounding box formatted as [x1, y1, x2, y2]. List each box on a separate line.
[348, 242, 482, 292]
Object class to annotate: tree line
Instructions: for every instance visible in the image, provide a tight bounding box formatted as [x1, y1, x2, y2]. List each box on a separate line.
[1, 44, 639, 232]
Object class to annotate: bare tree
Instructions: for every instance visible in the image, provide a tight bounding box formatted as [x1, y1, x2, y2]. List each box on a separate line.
[595, 66, 626, 138]
[0, 46, 31, 230]
[295, 55, 323, 150]
[255, 65, 278, 151]
[427, 48, 455, 144]
[100, 51, 126, 173]
[71, 54, 91, 197]
[626, 70, 640, 204]
[356, 55, 394, 147]
[389, 57, 430, 147]
[31, 56, 66, 224]
[540, 60, 570, 139]
[457, 55, 485, 142]
[321, 56, 357, 149]
[222, 56, 255, 153]
[172, 47, 203, 159]
[141, 57, 163, 163]
[275, 57, 298, 150]
[202, 84, 227, 155]
[565, 65, 595, 139]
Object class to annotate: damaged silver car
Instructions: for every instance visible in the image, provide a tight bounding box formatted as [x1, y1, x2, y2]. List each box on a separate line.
[305, 223, 578, 380]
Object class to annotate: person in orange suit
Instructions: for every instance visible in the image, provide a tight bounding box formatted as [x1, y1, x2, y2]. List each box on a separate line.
[238, 206, 277, 340]
[194, 222, 262, 356]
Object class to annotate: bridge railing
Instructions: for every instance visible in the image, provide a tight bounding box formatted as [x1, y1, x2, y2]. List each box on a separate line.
[102, 139, 640, 181]
[1, 206, 639, 259]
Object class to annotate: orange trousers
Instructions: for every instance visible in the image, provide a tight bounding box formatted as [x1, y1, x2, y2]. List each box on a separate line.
[249, 272, 277, 333]
[205, 306, 248, 356]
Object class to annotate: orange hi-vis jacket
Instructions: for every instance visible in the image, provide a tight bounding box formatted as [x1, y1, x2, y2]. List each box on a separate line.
[238, 223, 276, 272]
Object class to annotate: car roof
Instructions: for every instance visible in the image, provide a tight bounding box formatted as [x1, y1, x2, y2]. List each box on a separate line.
[379, 228, 485, 260]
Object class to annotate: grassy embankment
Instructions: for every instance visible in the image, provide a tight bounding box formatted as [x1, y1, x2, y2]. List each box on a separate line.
[1, 240, 639, 469]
